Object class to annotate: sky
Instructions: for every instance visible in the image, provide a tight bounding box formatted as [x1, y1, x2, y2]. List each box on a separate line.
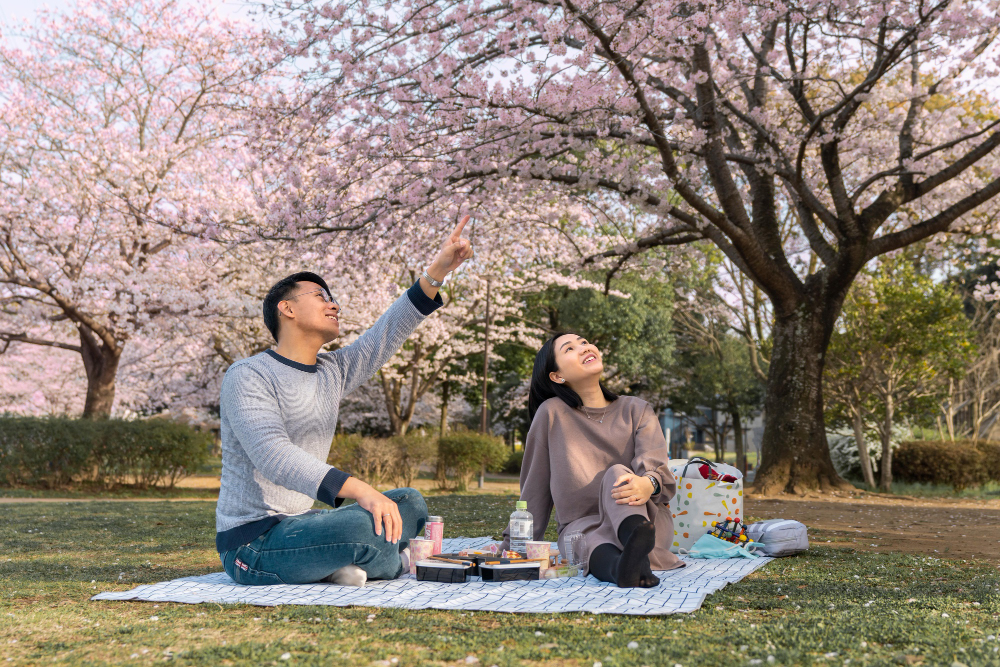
[0, 0, 256, 26]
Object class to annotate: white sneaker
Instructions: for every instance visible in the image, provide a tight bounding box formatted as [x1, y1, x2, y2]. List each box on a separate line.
[399, 547, 411, 576]
[323, 564, 367, 587]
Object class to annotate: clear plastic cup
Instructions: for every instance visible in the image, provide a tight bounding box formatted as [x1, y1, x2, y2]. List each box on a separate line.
[563, 531, 587, 569]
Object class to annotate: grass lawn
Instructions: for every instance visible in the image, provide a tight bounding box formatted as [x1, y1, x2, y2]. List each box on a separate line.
[1, 495, 998, 666]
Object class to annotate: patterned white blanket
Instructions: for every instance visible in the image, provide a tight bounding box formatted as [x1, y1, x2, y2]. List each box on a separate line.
[92, 537, 772, 615]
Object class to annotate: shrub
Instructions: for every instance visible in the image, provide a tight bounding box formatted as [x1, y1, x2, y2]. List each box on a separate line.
[328, 432, 436, 488]
[388, 433, 437, 487]
[438, 432, 509, 491]
[328, 433, 363, 471]
[0, 416, 95, 488]
[893, 440, 990, 491]
[0, 415, 211, 489]
[974, 440, 1000, 482]
[827, 424, 906, 481]
[91, 420, 211, 488]
[501, 450, 524, 475]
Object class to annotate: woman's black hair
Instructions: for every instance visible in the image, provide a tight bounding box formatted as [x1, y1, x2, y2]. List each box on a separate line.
[527, 331, 619, 423]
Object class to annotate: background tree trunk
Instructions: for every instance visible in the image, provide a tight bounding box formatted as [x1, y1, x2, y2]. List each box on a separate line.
[852, 410, 877, 489]
[439, 379, 450, 436]
[732, 410, 746, 474]
[753, 307, 852, 494]
[79, 327, 121, 418]
[879, 392, 895, 492]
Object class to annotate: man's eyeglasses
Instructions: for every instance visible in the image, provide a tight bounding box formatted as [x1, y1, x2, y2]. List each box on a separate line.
[284, 288, 340, 308]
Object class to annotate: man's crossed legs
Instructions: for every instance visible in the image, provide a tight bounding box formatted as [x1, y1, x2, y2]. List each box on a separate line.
[221, 487, 427, 585]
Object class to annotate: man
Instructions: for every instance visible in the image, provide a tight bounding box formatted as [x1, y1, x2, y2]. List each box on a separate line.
[216, 217, 472, 586]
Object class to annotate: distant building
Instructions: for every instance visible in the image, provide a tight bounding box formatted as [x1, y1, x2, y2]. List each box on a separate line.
[659, 407, 764, 459]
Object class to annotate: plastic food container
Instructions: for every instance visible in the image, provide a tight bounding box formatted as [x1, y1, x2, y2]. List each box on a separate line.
[479, 561, 541, 582]
[440, 552, 510, 576]
[414, 560, 472, 583]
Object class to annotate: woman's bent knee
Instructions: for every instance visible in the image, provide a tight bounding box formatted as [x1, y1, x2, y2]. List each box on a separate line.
[603, 464, 632, 485]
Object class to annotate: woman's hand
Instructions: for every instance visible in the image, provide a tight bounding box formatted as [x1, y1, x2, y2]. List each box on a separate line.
[611, 472, 655, 506]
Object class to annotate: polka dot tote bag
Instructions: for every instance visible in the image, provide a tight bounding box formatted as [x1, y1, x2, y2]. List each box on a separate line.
[667, 457, 744, 553]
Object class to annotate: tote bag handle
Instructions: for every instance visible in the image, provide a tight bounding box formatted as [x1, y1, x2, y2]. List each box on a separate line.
[681, 456, 717, 478]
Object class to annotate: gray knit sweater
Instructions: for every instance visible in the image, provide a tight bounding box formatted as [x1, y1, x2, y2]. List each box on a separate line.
[215, 282, 441, 552]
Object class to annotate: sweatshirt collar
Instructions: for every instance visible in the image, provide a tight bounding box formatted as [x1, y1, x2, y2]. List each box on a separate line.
[265, 349, 318, 373]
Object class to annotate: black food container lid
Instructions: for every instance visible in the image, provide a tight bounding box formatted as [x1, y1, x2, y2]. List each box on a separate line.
[415, 560, 471, 583]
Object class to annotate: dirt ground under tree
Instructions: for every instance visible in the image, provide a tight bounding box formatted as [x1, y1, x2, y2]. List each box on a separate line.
[747, 491, 1000, 563]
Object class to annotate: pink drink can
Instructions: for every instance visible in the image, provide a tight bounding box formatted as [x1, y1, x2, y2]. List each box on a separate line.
[426, 515, 444, 554]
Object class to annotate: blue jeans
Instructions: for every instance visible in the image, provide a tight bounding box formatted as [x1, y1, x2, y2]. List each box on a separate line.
[220, 487, 428, 585]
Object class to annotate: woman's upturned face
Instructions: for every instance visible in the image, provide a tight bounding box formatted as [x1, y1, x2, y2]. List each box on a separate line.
[549, 334, 604, 386]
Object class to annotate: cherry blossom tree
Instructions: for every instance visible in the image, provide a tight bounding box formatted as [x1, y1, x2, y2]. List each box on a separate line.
[0, 0, 262, 416]
[266, 0, 1000, 493]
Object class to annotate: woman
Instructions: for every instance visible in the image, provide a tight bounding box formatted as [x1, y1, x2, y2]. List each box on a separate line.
[503, 332, 683, 587]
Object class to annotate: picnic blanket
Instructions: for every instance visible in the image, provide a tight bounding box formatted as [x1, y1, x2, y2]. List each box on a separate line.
[92, 537, 771, 615]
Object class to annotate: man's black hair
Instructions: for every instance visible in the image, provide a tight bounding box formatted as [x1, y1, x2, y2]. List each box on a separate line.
[262, 271, 333, 343]
[527, 331, 618, 423]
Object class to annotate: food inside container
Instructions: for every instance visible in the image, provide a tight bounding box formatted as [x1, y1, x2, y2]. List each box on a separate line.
[414, 559, 472, 583]
[440, 552, 507, 576]
[479, 561, 541, 582]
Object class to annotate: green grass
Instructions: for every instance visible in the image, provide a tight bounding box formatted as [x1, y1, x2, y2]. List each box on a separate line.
[1, 496, 998, 666]
[0, 484, 219, 499]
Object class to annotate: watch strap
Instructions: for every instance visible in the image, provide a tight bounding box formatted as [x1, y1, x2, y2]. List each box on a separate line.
[646, 474, 661, 496]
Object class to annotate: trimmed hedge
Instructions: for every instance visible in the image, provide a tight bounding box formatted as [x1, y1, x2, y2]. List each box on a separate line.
[437, 432, 509, 491]
[0, 415, 211, 489]
[893, 440, 1000, 491]
[327, 433, 437, 488]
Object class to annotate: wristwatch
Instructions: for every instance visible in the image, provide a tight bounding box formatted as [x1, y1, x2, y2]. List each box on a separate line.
[422, 270, 445, 287]
[646, 474, 661, 496]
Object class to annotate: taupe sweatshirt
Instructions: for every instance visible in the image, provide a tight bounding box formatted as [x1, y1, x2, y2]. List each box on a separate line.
[504, 395, 683, 571]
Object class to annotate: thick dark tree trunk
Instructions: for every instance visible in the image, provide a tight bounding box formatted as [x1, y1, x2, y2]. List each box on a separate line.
[752, 306, 853, 495]
[79, 327, 121, 419]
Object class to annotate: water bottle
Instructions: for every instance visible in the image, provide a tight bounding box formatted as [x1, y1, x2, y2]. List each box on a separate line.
[509, 500, 533, 554]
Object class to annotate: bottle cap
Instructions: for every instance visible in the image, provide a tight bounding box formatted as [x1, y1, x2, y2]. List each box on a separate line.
[516, 501, 527, 510]
[427, 516, 443, 522]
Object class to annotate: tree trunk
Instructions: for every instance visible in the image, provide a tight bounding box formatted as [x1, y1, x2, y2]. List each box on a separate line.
[439, 379, 450, 436]
[379, 372, 405, 435]
[732, 409, 746, 475]
[752, 307, 852, 495]
[945, 378, 956, 441]
[79, 327, 121, 418]
[852, 410, 877, 489]
[879, 391, 895, 492]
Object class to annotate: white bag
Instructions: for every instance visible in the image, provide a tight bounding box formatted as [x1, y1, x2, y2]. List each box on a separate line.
[745, 519, 809, 557]
[667, 458, 744, 553]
